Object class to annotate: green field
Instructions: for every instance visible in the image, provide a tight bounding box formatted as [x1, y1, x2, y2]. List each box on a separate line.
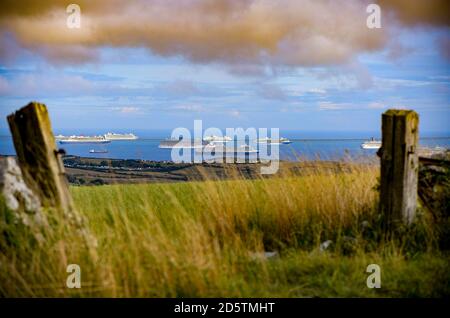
[1, 165, 449, 297]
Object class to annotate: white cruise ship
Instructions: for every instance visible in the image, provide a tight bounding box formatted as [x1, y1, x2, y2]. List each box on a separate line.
[361, 137, 381, 149]
[159, 138, 205, 149]
[59, 135, 111, 144]
[199, 144, 259, 154]
[54, 134, 67, 140]
[203, 135, 232, 143]
[104, 132, 138, 140]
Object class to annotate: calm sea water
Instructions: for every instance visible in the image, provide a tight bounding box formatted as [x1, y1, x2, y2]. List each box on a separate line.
[1, 130, 449, 162]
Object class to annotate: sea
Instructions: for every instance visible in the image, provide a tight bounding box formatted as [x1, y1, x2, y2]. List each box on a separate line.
[1, 129, 449, 162]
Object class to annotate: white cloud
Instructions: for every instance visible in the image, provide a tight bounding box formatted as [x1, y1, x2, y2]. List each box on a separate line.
[171, 104, 205, 112]
[391, 105, 409, 110]
[308, 88, 327, 94]
[115, 106, 140, 113]
[318, 102, 347, 110]
[0, 76, 11, 95]
[367, 102, 386, 109]
[229, 110, 241, 118]
[1, 73, 94, 97]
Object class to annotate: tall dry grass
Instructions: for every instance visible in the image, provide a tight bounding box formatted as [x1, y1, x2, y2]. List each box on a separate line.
[0, 162, 447, 297]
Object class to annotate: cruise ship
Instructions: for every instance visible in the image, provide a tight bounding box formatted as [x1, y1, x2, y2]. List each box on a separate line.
[237, 145, 259, 154]
[54, 134, 67, 140]
[104, 132, 138, 140]
[159, 138, 205, 149]
[361, 137, 381, 149]
[203, 135, 232, 143]
[59, 135, 111, 144]
[257, 137, 292, 144]
[199, 144, 259, 154]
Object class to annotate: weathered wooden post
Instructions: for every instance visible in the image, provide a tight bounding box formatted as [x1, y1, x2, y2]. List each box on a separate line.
[379, 109, 419, 229]
[7, 102, 74, 215]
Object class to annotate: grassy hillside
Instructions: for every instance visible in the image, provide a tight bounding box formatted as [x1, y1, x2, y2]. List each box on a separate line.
[1, 164, 449, 297]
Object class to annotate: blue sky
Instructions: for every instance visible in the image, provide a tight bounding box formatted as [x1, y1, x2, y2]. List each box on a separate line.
[0, 1, 449, 134]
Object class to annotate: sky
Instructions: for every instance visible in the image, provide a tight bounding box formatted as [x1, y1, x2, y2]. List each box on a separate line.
[0, 0, 449, 134]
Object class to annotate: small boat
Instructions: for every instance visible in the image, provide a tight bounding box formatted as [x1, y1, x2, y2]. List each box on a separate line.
[237, 145, 259, 154]
[361, 137, 381, 149]
[257, 137, 292, 144]
[89, 149, 108, 153]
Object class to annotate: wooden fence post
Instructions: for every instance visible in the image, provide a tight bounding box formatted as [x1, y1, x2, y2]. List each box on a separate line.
[379, 109, 419, 229]
[7, 102, 73, 214]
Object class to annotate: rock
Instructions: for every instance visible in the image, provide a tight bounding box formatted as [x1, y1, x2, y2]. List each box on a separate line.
[249, 251, 278, 260]
[0, 157, 97, 248]
[264, 251, 278, 258]
[320, 240, 333, 252]
[0, 157, 47, 229]
[0, 157, 40, 212]
[361, 220, 370, 229]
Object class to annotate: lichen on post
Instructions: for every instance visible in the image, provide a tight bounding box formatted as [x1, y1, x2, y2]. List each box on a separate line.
[379, 109, 419, 230]
[7, 102, 74, 215]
